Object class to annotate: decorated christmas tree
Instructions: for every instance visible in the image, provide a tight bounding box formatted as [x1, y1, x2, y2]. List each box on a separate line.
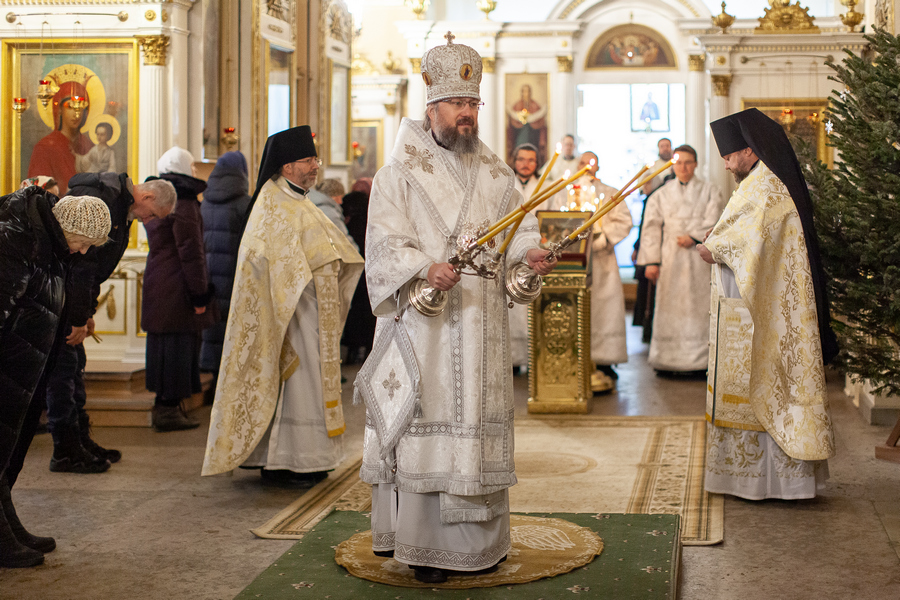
[801, 28, 900, 395]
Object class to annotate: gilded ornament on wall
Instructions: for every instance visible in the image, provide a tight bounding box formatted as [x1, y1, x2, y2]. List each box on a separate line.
[755, 1, 820, 34]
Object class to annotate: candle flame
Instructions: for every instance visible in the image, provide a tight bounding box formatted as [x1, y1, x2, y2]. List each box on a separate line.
[564, 169, 570, 178]
[672, 153, 680, 163]
[556, 142, 562, 153]
[589, 158, 596, 166]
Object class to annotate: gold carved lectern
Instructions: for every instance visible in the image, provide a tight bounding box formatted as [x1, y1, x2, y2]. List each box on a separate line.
[527, 211, 593, 413]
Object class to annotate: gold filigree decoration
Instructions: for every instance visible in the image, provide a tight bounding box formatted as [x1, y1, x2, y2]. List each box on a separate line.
[688, 54, 706, 71]
[409, 57, 422, 74]
[481, 57, 496, 74]
[136, 35, 170, 66]
[403, 144, 435, 174]
[144, 9, 156, 21]
[711, 74, 732, 97]
[478, 154, 509, 179]
[557, 55, 573, 73]
[755, 1, 820, 35]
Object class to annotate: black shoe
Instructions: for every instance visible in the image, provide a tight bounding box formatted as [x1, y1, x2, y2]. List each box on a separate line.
[78, 411, 121, 463]
[260, 469, 328, 488]
[152, 404, 201, 432]
[596, 364, 619, 380]
[0, 517, 44, 568]
[412, 566, 448, 584]
[373, 549, 394, 558]
[0, 478, 55, 554]
[49, 425, 111, 474]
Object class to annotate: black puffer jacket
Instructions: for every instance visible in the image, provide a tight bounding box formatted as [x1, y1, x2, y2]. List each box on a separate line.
[198, 163, 251, 372]
[0, 187, 69, 466]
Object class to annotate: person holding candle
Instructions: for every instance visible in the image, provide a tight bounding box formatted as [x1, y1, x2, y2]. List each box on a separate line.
[698, 108, 837, 500]
[541, 134, 580, 183]
[575, 152, 633, 392]
[202, 126, 363, 486]
[356, 33, 556, 584]
[636, 144, 725, 377]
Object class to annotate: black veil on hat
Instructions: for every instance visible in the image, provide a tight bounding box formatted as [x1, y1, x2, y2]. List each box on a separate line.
[250, 125, 317, 206]
[710, 108, 838, 363]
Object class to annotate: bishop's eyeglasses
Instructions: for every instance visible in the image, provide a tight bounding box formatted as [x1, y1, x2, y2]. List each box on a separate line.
[441, 99, 485, 111]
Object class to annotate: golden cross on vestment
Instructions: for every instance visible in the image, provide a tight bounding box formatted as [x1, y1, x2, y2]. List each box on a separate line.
[445, 31, 455, 44]
[382, 369, 402, 400]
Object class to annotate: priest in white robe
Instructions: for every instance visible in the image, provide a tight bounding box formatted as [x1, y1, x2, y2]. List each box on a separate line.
[202, 126, 364, 486]
[699, 109, 838, 500]
[509, 143, 541, 370]
[541, 134, 580, 210]
[637, 144, 724, 374]
[355, 34, 556, 584]
[576, 152, 633, 391]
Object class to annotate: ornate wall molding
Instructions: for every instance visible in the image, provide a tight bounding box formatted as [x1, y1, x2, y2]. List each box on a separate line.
[409, 57, 421, 74]
[756, 1, 820, 34]
[557, 55, 573, 72]
[875, 0, 896, 33]
[136, 34, 169, 67]
[688, 54, 706, 71]
[711, 74, 732, 97]
[481, 56, 495, 73]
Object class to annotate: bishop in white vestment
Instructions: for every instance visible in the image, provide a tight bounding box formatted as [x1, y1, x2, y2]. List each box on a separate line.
[699, 110, 837, 500]
[637, 145, 725, 373]
[355, 36, 556, 584]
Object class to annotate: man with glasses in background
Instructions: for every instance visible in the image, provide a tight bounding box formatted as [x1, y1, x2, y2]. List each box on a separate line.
[202, 126, 363, 487]
[636, 144, 724, 377]
[356, 33, 556, 584]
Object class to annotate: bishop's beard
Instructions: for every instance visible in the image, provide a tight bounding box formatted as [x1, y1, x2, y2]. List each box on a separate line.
[428, 113, 480, 155]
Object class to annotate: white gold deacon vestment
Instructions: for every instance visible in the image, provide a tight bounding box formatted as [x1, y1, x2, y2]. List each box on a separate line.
[637, 177, 724, 371]
[202, 177, 363, 476]
[356, 118, 540, 570]
[703, 162, 834, 499]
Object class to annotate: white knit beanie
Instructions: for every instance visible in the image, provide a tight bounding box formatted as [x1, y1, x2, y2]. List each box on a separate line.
[157, 146, 195, 176]
[52, 195, 112, 240]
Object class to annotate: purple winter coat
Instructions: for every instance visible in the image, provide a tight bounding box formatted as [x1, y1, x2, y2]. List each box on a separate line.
[141, 173, 217, 333]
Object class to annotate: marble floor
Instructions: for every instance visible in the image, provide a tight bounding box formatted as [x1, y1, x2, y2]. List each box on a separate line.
[1, 322, 899, 599]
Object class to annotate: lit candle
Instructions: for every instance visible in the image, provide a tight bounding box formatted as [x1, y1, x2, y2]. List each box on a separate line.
[565, 160, 660, 241]
[532, 142, 561, 198]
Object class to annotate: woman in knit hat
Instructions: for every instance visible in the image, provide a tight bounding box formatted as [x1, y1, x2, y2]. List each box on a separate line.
[0, 189, 110, 568]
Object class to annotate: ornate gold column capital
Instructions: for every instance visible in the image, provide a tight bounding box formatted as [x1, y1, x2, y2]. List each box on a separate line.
[384, 102, 397, 114]
[688, 54, 706, 72]
[136, 35, 170, 66]
[409, 57, 421, 74]
[482, 57, 495, 73]
[711, 74, 732, 97]
[557, 55, 573, 73]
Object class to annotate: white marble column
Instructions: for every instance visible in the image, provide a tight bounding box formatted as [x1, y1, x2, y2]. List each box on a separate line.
[407, 57, 426, 119]
[480, 57, 498, 153]
[137, 35, 171, 182]
[555, 55, 575, 144]
[686, 54, 707, 165]
[708, 73, 732, 195]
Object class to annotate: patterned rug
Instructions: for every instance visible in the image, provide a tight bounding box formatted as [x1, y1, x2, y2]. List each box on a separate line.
[238, 511, 681, 599]
[252, 415, 722, 545]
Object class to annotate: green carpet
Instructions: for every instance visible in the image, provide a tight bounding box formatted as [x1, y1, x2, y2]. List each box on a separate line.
[236, 510, 680, 599]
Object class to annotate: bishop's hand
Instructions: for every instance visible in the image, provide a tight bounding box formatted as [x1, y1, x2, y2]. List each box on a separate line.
[427, 262, 461, 291]
[526, 248, 557, 276]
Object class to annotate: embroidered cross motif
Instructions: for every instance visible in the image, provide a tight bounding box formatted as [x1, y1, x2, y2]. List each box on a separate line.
[478, 154, 509, 179]
[403, 144, 435, 174]
[382, 369, 402, 400]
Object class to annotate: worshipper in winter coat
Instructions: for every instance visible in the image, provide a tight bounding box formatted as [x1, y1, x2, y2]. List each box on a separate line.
[143, 147, 216, 432]
[340, 185, 376, 364]
[0, 191, 111, 568]
[199, 151, 251, 390]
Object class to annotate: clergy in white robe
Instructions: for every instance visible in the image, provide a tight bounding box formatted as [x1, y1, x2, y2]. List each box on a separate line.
[637, 145, 725, 372]
[576, 153, 633, 374]
[355, 36, 557, 584]
[699, 109, 837, 500]
[202, 127, 363, 483]
[640, 138, 674, 196]
[509, 143, 541, 369]
[540, 134, 580, 210]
